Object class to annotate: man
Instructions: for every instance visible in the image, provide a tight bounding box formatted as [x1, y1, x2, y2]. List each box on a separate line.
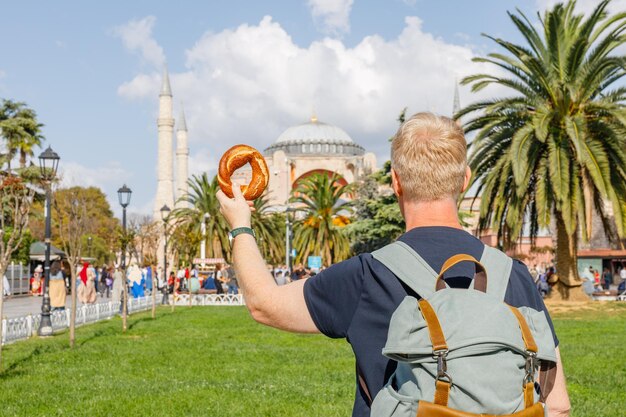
[290, 264, 305, 281]
[217, 112, 570, 417]
[2, 273, 10, 298]
[225, 264, 239, 294]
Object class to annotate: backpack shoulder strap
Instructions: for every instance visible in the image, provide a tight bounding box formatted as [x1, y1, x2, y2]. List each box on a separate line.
[479, 245, 513, 301]
[371, 241, 437, 298]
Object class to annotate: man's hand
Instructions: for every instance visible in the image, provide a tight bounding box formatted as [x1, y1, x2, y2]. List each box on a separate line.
[216, 182, 254, 230]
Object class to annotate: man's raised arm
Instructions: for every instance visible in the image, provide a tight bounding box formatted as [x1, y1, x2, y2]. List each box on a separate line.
[216, 185, 319, 334]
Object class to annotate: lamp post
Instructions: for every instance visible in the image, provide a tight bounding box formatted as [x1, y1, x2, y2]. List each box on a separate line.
[37, 146, 60, 336]
[200, 212, 209, 266]
[285, 210, 292, 272]
[87, 236, 93, 258]
[160, 204, 171, 310]
[284, 158, 293, 274]
[117, 184, 132, 332]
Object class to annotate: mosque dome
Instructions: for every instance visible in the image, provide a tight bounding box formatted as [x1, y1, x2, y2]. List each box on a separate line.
[264, 115, 365, 157]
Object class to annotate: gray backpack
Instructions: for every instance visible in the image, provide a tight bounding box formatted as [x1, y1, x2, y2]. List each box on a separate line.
[369, 241, 557, 417]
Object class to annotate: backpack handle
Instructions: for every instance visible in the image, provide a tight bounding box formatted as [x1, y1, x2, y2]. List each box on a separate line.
[435, 254, 487, 292]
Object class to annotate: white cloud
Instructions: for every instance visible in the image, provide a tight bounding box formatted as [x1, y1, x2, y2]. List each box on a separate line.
[59, 161, 130, 189]
[118, 72, 161, 100]
[0, 69, 6, 79]
[187, 149, 218, 178]
[117, 15, 506, 165]
[112, 16, 165, 67]
[58, 161, 135, 215]
[307, 0, 354, 36]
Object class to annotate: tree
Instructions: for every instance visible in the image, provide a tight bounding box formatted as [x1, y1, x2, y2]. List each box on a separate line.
[458, 0, 626, 299]
[169, 221, 202, 266]
[31, 187, 119, 265]
[346, 172, 405, 254]
[127, 214, 160, 266]
[290, 173, 354, 265]
[0, 172, 36, 369]
[252, 195, 285, 265]
[171, 173, 231, 261]
[0, 100, 44, 170]
[54, 187, 118, 346]
[346, 109, 407, 255]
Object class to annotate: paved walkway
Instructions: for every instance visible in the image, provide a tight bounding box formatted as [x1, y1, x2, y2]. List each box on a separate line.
[2, 294, 118, 318]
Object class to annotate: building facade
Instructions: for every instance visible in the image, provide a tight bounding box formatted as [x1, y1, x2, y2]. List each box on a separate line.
[231, 115, 377, 207]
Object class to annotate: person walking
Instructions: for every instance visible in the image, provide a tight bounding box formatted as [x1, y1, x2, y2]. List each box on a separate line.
[217, 112, 570, 417]
[128, 264, 144, 298]
[78, 263, 97, 304]
[104, 266, 113, 298]
[3, 273, 11, 298]
[226, 264, 239, 294]
[602, 267, 612, 290]
[49, 261, 66, 310]
[30, 265, 43, 296]
[214, 264, 225, 294]
[112, 266, 124, 312]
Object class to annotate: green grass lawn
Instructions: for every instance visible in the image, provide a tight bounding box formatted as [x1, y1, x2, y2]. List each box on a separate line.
[0, 303, 624, 417]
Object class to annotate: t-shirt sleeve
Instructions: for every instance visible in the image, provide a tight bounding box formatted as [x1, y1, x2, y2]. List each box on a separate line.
[303, 255, 365, 339]
[505, 260, 559, 347]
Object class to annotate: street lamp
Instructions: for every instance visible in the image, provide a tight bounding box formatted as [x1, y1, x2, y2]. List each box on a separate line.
[285, 207, 294, 273]
[87, 236, 93, 257]
[200, 213, 209, 265]
[284, 158, 293, 273]
[117, 184, 132, 332]
[160, 204, 171, 309]
[37, 146, 60, 336]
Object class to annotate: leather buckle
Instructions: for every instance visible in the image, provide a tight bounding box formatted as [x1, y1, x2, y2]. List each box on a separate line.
[524, 351, 538, 384]
[434, 350, 452, 385]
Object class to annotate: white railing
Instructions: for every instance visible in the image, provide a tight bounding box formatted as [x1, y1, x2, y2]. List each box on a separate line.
[173, 293, 244, 306]
[1, 294, 245, 346]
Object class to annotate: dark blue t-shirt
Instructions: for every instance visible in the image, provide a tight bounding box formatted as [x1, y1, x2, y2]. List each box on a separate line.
[303, 226, 558, 417]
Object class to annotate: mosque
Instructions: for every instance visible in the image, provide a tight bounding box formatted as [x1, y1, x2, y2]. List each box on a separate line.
[153, 69, 377, 217]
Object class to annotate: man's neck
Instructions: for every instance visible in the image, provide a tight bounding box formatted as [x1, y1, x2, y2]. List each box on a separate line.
[403, 198, 463, 231]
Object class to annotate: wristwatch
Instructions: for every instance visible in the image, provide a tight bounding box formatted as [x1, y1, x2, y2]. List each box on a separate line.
[228, 227, 256, 246]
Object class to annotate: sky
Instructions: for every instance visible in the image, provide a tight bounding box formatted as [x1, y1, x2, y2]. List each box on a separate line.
[0, 0, 620, 218]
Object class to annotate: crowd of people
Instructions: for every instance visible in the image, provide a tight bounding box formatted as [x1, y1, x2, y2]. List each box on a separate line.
[527, 263, 626, 298]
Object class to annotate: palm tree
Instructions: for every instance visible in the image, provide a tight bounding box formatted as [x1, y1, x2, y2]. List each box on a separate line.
[169, 221, 203, 266]
[290, 173, 354, 265]
[171, 173, 284, 265]
[0, 100, 44, 170]
[171, 173, 231, 261]
[458, 0, 626, 299]
[251, 195, 285, 265]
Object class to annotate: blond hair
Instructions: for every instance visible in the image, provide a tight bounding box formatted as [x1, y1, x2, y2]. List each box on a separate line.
[391, 112, 467, 201]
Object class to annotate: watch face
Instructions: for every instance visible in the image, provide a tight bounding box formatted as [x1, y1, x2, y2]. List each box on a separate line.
[228, 232, 233, 245]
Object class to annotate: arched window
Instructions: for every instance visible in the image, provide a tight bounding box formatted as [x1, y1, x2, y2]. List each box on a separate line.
[302, 144, 307, 153]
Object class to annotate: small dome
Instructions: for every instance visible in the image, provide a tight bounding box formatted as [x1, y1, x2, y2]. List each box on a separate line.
[265, 116, 364, 157]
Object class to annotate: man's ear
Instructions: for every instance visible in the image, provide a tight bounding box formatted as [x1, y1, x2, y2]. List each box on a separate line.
[461, 166, 472, 193]
[391, 168, 403, 197]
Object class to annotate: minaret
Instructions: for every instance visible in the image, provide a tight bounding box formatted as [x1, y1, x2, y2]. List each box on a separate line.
[175, 105, 189, 207]
[154, 66, 175, 219]
[452, 81, 461, 116]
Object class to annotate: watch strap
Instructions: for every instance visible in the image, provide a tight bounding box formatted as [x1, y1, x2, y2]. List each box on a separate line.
[230, 227, 255, 239]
